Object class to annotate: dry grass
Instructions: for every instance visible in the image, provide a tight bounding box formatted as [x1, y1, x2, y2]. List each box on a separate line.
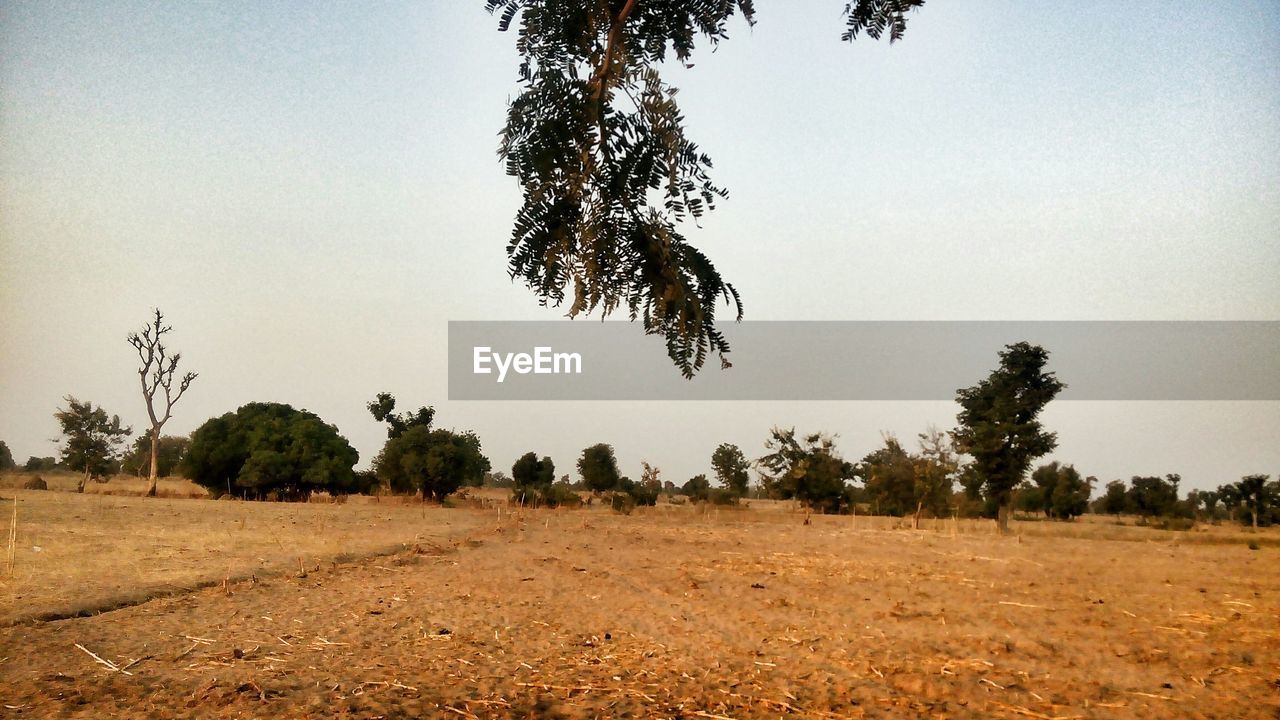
[1, 485, 1277, 718]
[0, 487, 487, 624]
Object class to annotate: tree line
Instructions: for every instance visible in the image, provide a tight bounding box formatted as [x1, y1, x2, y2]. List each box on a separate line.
[6, 312, 1274, 531]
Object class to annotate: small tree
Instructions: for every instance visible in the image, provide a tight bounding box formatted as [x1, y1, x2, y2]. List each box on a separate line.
[374, 426, 490, 501]
[711, 443, 751, 497]
[578, 443, 621, 493]
[953, 342, 1065, 534]
[367, 392, 435, 439]
[127, 309, 198, 497]
[1128, 474, 1181, 519]
[121, 434, 189, 477]
[681, 474, 711, 502]
[1030, 462, 1092, 520]
[54, 396, 132, 493]
[184, 402, 360, 500]
[1236, 474, 1272, 529]
[512, 452, 557, 505]
[757, 427, 855, 513]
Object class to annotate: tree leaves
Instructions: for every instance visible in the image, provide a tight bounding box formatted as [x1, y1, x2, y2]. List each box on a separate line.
[488, 1, 923, 376]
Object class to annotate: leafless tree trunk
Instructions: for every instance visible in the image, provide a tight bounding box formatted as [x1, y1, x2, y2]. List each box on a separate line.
[997, 502, 1011, 535]
[127, 309, 197, 497]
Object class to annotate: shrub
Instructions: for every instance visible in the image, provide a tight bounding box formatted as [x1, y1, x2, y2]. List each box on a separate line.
[22, 476, 47, 491]
[708, 488, 739, 506]
[609, 491, 636, 515]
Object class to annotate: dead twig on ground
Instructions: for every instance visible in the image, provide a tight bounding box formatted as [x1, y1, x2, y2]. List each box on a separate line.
[75, 643, 132, 675]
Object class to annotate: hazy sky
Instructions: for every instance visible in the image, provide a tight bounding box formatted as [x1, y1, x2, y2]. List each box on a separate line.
[2, 1, 1278, 491]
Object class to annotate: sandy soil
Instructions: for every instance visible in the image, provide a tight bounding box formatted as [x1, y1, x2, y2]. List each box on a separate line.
[1, 505, 1276, 719]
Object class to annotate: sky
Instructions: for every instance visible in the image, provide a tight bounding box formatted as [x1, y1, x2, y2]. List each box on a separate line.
[1, 1, 1278, 492]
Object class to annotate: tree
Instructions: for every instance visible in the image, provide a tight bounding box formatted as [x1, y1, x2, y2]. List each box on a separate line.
[512, 451, 557, 504]
[855, 428, 956, 527]
[577, 443, 621, 493]
[1236, 474, 1272, 529]
[121, 435, 189, 478]
[0, 441, 13, 470]
[367, 392, 435, 439]
[127, 309, 198, 497]
[711, 443, 750, 497]
[912, 426, 960, 527]
[183, 402, 360, 500]
[368, 394, 489, 500]
[952, 342, 1065, 534]
[1029, 462, 1091, 520]
[681, 473, 711, 502]
[375, 426, 491, 501]
[1128, 474, 1181, 519]
[24, 456, 59, 472]
[487, 1, 925, 376]
[54, 396, 132, 493]
[757, 427, 855, 513]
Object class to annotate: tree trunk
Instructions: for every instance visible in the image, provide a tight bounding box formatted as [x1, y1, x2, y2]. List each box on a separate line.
[77, 468, 89, 493]
[996, 502, 1011, 534]
[145, 427, 160, 497]
[1252, 509, 1258, 529]
[912, 501, 923, 530]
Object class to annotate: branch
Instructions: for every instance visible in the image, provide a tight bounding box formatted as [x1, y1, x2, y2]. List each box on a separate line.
[591, 0, 638, 100]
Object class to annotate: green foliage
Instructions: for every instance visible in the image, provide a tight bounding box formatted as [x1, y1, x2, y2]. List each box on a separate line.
[681, 473, 711, 502]
[367, 392, 435, 439]
[486, 1, 924, 376]
[1234, 474, 1277, 528]
[183, 402, 360, 500]
[711, 443, 750, 497]
[121, 434, 190, 477]
[952, 343, 1065, 530]
[856, 428, 959, 521]
[1128, 474, 1181, 519]
[707, 487, 739, 506]
[1028, 462, 1091, 520]
[54, 396, 132, 490]
[375, 426, 491, 501]
[577, 443, 621, 493]
[609, 490, 636, 515]
[1096, 480, 1131, 515]
[512, 452, 565, 506]
[24, 456, 59, 472]
[0, 441, 13, 470]
[757, 427, 855, 513]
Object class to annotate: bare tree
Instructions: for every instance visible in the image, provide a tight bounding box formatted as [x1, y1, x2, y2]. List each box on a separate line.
[127, 309, 197, 497]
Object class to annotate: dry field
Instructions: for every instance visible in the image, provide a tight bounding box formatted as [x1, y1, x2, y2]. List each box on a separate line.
[0, 487, 1277, 719]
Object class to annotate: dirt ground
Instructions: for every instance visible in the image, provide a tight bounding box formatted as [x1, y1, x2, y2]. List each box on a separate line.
[1, 496, 1277, 719]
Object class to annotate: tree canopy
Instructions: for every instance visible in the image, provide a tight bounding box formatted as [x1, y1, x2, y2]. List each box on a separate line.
[183, 402, 360, 500]
[711, 443, 750, 497]
[577, 443, 622, 492]
[952, 342, 1065, 533]
[757, 427, 855, 513]
[375, 426, 491, 501]
[487, 0, 925, 376]
[0, 441, 13, 470]
[512, 451, 558, 504]
[1025, 462, 1091, 520]
[368, 393, 490, 500]
[54, 396, 132, 492]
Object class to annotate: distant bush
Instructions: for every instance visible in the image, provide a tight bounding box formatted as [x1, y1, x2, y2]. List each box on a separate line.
[1155, 517, 1196, 532]
[184, 402, 361, 501]
[609, 491, 636, 515]
[22, 476, 47, 491]
[708, 488, 739, 506]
